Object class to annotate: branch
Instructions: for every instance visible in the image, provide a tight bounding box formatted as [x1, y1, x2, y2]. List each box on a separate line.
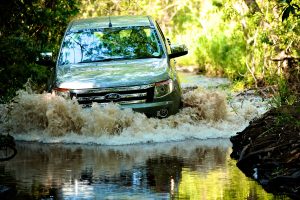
[244, 0, 262, 14]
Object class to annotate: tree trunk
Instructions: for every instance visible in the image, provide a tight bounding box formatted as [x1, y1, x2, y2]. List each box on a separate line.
[244, 0, 262, 14]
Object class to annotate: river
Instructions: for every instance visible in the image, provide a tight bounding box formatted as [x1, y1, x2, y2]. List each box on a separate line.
[0, 73, 290, 199]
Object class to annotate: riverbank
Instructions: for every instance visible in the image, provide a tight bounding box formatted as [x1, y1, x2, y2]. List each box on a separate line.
[230, 103, 300, 199]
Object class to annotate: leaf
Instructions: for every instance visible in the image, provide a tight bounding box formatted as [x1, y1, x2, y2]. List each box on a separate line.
[282, 6, 291, 21]
[291, 6, 295, 15]
[292, 4, 300, 11]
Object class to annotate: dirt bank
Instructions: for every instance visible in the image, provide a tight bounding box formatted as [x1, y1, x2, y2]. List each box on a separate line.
[230, 103, 300, 199]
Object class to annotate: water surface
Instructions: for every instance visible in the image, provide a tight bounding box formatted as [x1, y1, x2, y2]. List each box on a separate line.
[0, 139, 288, 199]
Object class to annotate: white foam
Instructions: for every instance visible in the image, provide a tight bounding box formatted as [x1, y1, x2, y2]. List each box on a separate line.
[1, 87, 267, 145]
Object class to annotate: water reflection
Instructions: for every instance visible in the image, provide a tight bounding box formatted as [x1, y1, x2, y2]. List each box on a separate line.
[0, 139, 288, 199]
[58, 26, 162, 66]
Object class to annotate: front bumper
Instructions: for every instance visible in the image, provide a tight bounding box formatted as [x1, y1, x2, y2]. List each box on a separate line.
[120, 100, 176, 117]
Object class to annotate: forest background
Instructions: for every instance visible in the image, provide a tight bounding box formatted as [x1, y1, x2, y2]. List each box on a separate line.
[0, 0, 299, 104]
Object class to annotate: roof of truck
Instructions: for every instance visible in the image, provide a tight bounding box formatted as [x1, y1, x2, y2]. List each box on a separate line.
[69, 16, 153, 31]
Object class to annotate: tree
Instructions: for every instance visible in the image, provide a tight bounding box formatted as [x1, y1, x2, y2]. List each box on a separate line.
[0, 0, 79, 102]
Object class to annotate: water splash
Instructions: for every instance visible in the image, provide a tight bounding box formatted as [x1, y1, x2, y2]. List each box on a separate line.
[0, 87, 266, 145]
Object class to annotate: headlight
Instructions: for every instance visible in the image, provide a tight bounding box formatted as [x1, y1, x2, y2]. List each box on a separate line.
[52, 88, 70, 99]
[154, 79, 174, 98]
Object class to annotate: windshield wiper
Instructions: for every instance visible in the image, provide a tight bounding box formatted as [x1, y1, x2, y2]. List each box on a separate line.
[79, 58, 123, 63]
[78, 56, 161, 64]
[134, 56, 162, 59]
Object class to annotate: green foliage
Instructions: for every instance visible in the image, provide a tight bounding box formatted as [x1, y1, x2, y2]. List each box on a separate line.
[0, 0, 79, 103]
[193, 0, 300, 95]
[196, 27, 247, 79]
[269, 77, 297, 107]
[275, 111, 298, 126]
[279, 0, 300, 21]
[192, 2, 248, 79]
[274, 104, 300, 128]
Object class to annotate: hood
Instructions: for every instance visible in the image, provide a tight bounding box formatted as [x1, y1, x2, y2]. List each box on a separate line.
[56, 58, 170, 89]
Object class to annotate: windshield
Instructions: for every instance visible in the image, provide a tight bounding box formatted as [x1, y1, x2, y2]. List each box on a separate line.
[58, 26, 164, 66]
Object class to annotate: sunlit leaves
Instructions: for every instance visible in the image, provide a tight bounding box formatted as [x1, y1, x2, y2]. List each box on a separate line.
[279, 0, 300, 21]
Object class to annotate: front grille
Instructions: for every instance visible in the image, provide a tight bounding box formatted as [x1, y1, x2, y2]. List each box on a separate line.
[70, 84, 154, 106]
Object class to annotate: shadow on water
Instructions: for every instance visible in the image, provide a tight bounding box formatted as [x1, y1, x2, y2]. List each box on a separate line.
[0, 139, 290, 199]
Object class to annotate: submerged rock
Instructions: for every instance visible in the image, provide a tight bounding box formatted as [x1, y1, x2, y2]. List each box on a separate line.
[230, 103, 300, 199]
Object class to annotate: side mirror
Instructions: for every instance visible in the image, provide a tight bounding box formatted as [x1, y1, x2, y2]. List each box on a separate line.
[169, 44, 188, 59]
[36, 52, 55, 67]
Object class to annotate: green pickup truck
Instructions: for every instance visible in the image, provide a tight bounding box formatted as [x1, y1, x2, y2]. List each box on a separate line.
[51, 16, 188, 118]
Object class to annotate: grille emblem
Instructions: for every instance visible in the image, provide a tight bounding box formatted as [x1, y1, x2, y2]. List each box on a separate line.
[104, 93, 121, 101]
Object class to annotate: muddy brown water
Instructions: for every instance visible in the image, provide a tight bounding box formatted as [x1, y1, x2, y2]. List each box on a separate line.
[0, 139, 290, 199]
